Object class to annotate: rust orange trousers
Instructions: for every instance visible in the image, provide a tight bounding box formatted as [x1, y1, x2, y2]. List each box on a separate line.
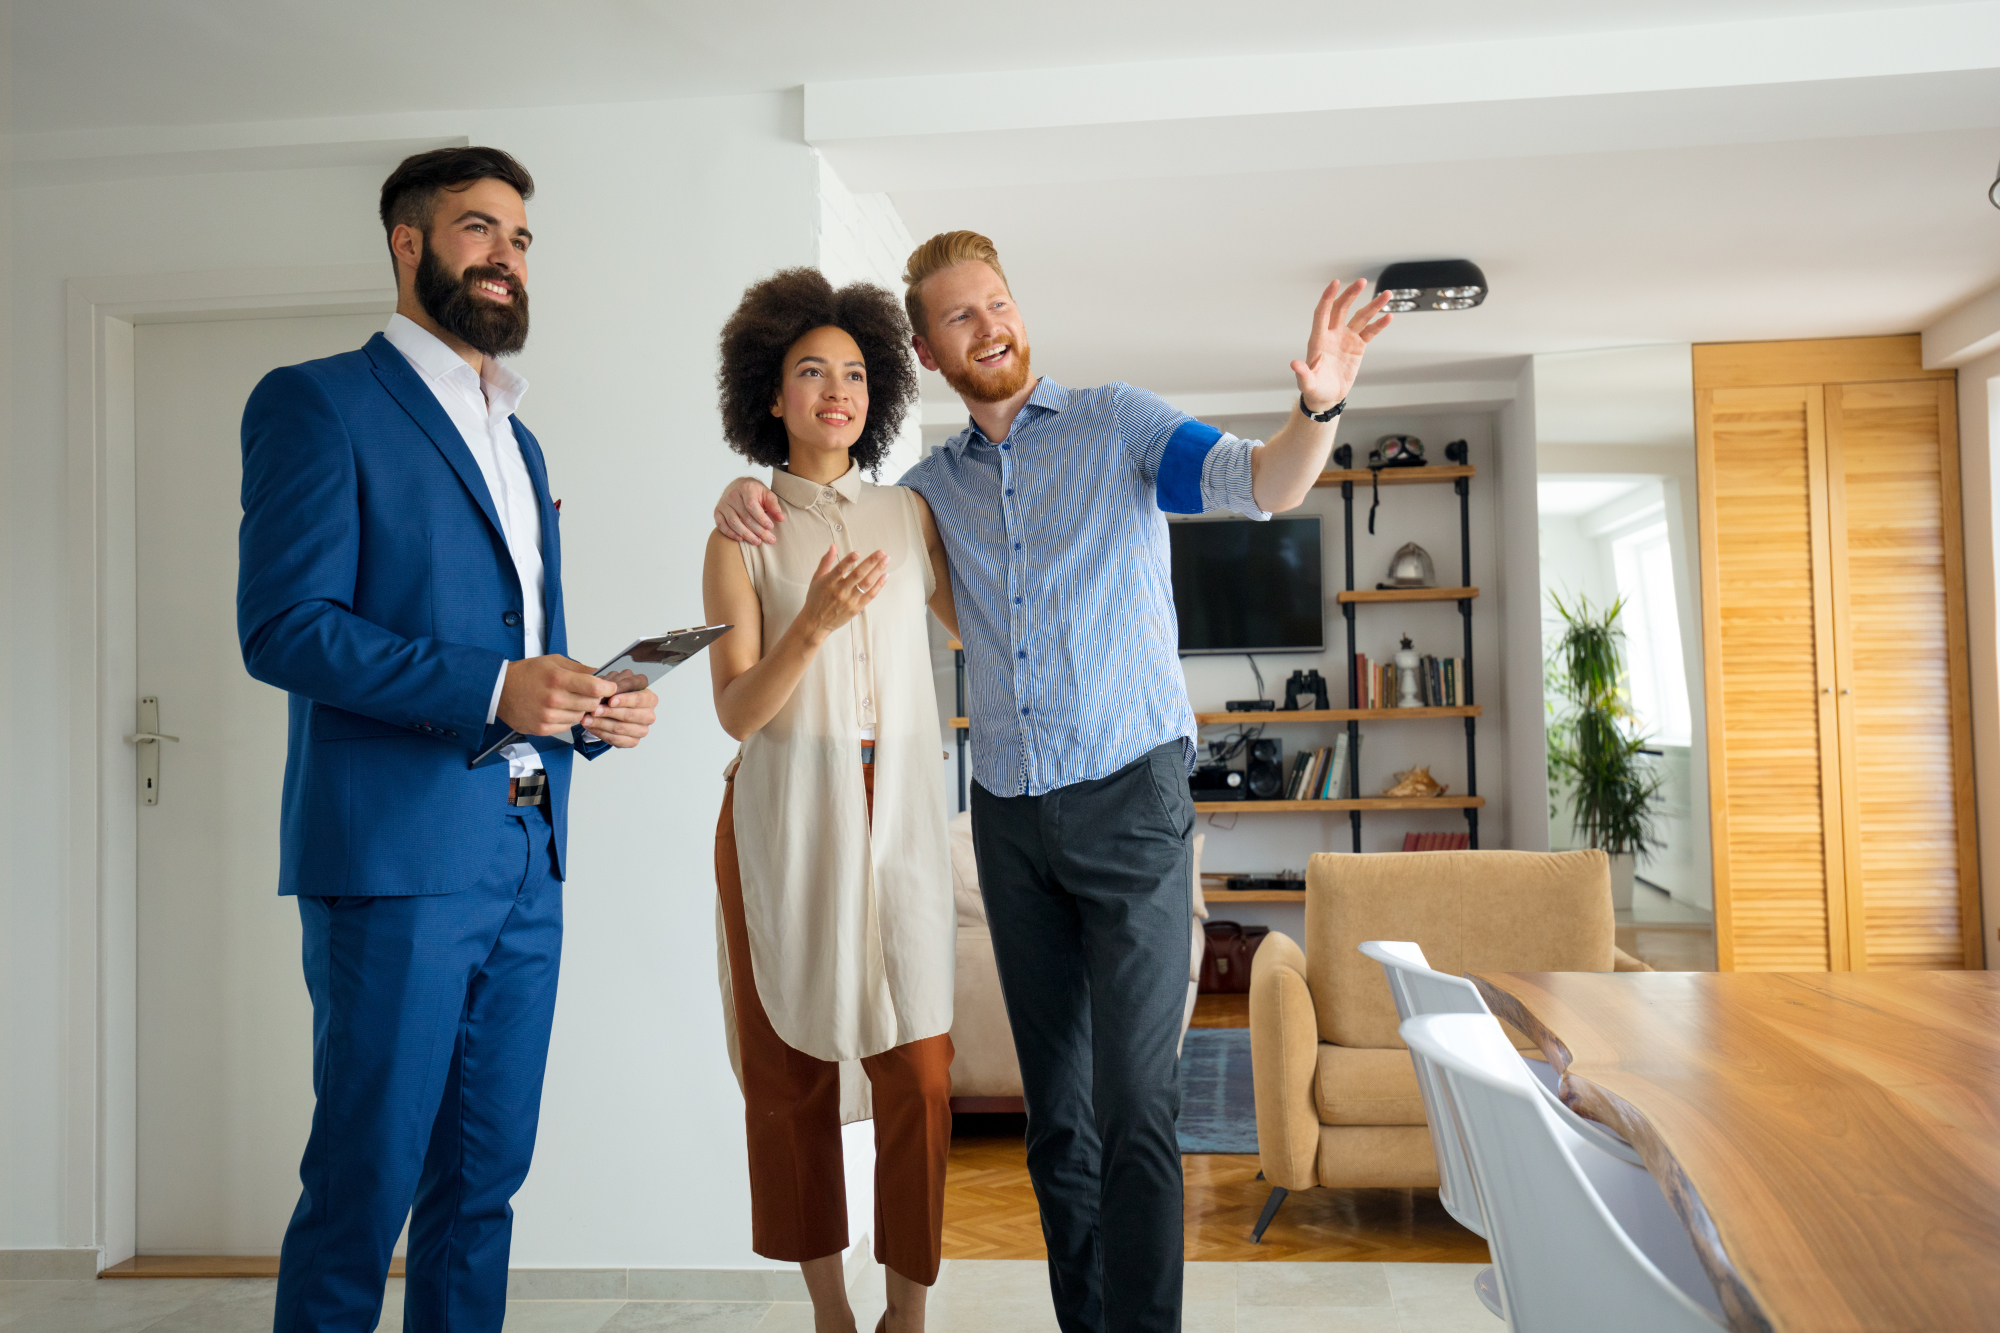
[715, 762, 953, 1285]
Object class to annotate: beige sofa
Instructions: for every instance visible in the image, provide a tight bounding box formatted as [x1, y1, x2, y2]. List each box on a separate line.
[1248, 848, 1649, 1229]
[945, 812, 1207, 1107]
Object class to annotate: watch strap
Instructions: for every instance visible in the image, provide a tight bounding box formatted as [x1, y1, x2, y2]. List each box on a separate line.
[1301, 393, 1346, 423]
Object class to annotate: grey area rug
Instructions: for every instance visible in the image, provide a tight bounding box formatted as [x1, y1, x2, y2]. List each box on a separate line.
[1176, 1027, 1258, 1154]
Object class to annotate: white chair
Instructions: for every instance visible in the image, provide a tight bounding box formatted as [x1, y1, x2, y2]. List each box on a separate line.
[1403, 1012, 1725, 1330]
[1361, 941, 1725, 1325]
[1359, 939, 1644, 1167]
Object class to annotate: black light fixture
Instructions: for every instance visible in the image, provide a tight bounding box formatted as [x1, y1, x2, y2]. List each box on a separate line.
[1989, 153, 1999, 210]
[1376, 259, 1488, 313]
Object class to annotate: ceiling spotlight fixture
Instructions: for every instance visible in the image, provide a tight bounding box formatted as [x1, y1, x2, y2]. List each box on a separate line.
[1990, 154, 1999, 210]
[1375, 259, 1488, 312]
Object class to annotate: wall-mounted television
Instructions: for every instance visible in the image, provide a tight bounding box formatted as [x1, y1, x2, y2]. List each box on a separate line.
[1169, 516, 1324, 655]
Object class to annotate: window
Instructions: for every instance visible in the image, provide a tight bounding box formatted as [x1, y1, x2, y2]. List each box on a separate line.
[1610, 522, 1692, 747]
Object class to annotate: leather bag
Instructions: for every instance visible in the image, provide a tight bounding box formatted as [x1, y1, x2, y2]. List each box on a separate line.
[1200, 920, 1270, 994]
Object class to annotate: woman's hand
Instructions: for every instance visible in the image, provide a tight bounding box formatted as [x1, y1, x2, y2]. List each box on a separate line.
[797, 544, 888, 645]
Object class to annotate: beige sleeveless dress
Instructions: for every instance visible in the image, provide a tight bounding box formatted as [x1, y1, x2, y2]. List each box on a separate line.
[719, 463, 955, 1072]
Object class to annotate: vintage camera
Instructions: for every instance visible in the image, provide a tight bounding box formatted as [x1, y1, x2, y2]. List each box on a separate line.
[1284, 669, 1329, 711]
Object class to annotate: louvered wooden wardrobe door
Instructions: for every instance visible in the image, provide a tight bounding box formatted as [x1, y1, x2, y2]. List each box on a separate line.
[1824, 380, 1981, 968]
[1697, 385, 1849, 970]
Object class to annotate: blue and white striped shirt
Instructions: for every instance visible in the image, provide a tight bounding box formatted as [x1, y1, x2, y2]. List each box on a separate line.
[901, 377, 1268, 797]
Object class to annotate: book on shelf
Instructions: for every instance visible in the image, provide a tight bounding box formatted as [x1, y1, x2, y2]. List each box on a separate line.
[1401, 831, 1471, 851]
[1329, 732, 1351, 799]
[1288, 748, 1320, 800]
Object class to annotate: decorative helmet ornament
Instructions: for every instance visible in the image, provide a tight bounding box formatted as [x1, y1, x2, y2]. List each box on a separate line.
[1385, 542, 1436, 589]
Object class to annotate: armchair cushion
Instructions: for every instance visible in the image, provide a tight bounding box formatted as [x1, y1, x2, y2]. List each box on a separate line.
[1315, 1045, 1426, 1126]
[1307, 848, 1618, 1050]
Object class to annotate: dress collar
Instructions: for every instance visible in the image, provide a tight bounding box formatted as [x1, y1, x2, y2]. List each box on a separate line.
[770, 460, 863, 509]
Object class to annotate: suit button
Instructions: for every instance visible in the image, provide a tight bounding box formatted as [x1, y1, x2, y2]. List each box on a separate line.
[503, 611, 522, 627]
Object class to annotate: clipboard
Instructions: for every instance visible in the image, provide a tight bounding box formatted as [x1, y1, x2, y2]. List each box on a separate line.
[469, 624, 731, 768]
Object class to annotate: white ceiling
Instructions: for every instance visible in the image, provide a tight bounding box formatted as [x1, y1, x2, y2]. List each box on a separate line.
[13, 0, 1958, 133]
[15, 1, 2000, 398]
[891, 124, 2000, 395]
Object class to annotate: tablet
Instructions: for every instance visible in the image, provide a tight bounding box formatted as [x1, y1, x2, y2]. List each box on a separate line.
[469, 624, 731, 767]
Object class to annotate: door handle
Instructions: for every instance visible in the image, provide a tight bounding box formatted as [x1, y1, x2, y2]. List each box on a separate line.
[129, 696, 176, 806]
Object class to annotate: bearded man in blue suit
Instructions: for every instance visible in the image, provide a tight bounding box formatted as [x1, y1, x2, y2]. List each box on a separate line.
[237, 146, 657, 1333]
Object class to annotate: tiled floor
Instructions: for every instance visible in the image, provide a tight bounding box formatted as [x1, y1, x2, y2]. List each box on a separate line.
[1, 1260, 1495, 1331]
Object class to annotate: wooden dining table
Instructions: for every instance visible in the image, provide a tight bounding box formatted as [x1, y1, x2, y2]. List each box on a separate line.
[1468, 969, 2000, 1333]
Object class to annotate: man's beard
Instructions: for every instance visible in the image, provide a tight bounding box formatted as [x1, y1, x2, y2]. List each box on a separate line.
[937, 335, 1031, 404]
[415, 239, 529, 356]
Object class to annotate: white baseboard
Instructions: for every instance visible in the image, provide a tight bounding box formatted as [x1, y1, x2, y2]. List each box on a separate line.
[0, 1249, 103, 1280]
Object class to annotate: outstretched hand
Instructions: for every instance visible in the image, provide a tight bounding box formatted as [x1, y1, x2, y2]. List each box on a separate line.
[1291, 279, 1393, 413]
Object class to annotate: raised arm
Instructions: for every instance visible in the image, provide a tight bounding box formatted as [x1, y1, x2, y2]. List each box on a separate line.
[1249, 278, 1393, 513]
[702, 531, 888, 740]
[911, 491, 959, 639]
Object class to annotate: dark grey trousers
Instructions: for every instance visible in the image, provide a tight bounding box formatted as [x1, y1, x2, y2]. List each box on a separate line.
[970, 740, 1195, 1333]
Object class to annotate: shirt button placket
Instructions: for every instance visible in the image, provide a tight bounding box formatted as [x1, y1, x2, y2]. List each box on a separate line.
[998, 439, 1033, 792]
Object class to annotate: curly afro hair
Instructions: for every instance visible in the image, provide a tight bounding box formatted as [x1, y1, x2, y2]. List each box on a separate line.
[717, 268, 918, 476]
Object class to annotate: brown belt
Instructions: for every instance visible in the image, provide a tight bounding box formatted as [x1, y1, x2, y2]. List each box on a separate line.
[507, 772, 549, 808]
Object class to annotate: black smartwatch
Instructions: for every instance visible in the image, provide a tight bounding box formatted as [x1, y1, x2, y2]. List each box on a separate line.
[1301, 394, 1346, 423]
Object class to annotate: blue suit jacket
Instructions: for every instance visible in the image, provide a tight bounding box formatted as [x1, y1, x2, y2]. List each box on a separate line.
[237, 332, 605, 897]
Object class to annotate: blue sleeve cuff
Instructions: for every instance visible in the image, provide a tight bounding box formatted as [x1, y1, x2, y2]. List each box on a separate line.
[1156, 420, 1223, 514]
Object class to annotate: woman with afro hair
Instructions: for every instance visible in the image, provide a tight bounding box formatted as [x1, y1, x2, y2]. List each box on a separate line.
[702, 268, 957, 1333]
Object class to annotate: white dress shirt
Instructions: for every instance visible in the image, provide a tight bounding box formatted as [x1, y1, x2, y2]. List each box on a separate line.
[383, 313, 548, 777]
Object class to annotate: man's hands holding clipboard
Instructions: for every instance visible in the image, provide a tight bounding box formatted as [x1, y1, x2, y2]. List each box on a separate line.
[484, 627, 731, 764]
[498, 656, 657, 748]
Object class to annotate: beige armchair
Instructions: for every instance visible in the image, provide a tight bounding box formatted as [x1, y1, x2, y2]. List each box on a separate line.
[945, 812, 1207, 1108]
[1247, 848, 1649, 1239]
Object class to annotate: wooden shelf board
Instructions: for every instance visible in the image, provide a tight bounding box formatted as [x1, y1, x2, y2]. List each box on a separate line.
[1337, 586, 1478, 604]
[1314, 465, 1474, 488]
[1194, 796, 1485, 813]
[1207, 888, 1310, 902]
[1194, 707, 1480, 724]
[947, 638, 962, 651]
[948, 717, 969, 730]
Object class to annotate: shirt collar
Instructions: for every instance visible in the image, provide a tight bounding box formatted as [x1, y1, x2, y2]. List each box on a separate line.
[946, 376, 1069, 453]
[769, 460, 863, 509]
[384, 313, 529, 418]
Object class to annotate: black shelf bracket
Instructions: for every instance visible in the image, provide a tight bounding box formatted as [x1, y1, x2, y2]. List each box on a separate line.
[1338, 451, 1479, 852]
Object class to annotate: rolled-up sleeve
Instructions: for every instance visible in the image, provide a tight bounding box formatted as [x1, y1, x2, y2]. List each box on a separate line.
[1110, 383, 1269, 520]
[1198, 432, 1270, 520]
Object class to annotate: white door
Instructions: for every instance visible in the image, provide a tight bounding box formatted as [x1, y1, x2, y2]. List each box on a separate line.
[134, 311, 387, 1254]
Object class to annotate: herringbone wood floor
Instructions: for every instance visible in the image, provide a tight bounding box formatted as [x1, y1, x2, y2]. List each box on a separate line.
[941, 994, 1490, 1263]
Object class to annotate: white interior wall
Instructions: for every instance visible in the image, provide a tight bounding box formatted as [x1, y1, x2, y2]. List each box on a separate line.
[1180, 409, 1503, 904]
[1530, 344, 1712, 908]
[1496, 363, 1548, 852]
[7, 92, 831, 1269]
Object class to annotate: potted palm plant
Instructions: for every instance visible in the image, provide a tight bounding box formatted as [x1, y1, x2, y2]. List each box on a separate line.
[1546, 594, 1663, 909]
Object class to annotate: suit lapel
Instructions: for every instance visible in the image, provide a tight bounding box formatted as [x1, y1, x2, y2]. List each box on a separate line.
[364, 334, 507, 545]
[514, 420, 566, 658]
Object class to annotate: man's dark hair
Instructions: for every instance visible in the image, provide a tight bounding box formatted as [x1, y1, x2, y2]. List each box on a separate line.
[378, 146, 535, 262]
[717, 269, 918, 476]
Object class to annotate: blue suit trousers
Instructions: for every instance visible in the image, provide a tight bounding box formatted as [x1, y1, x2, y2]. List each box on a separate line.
[274, 807, 562, 1333]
